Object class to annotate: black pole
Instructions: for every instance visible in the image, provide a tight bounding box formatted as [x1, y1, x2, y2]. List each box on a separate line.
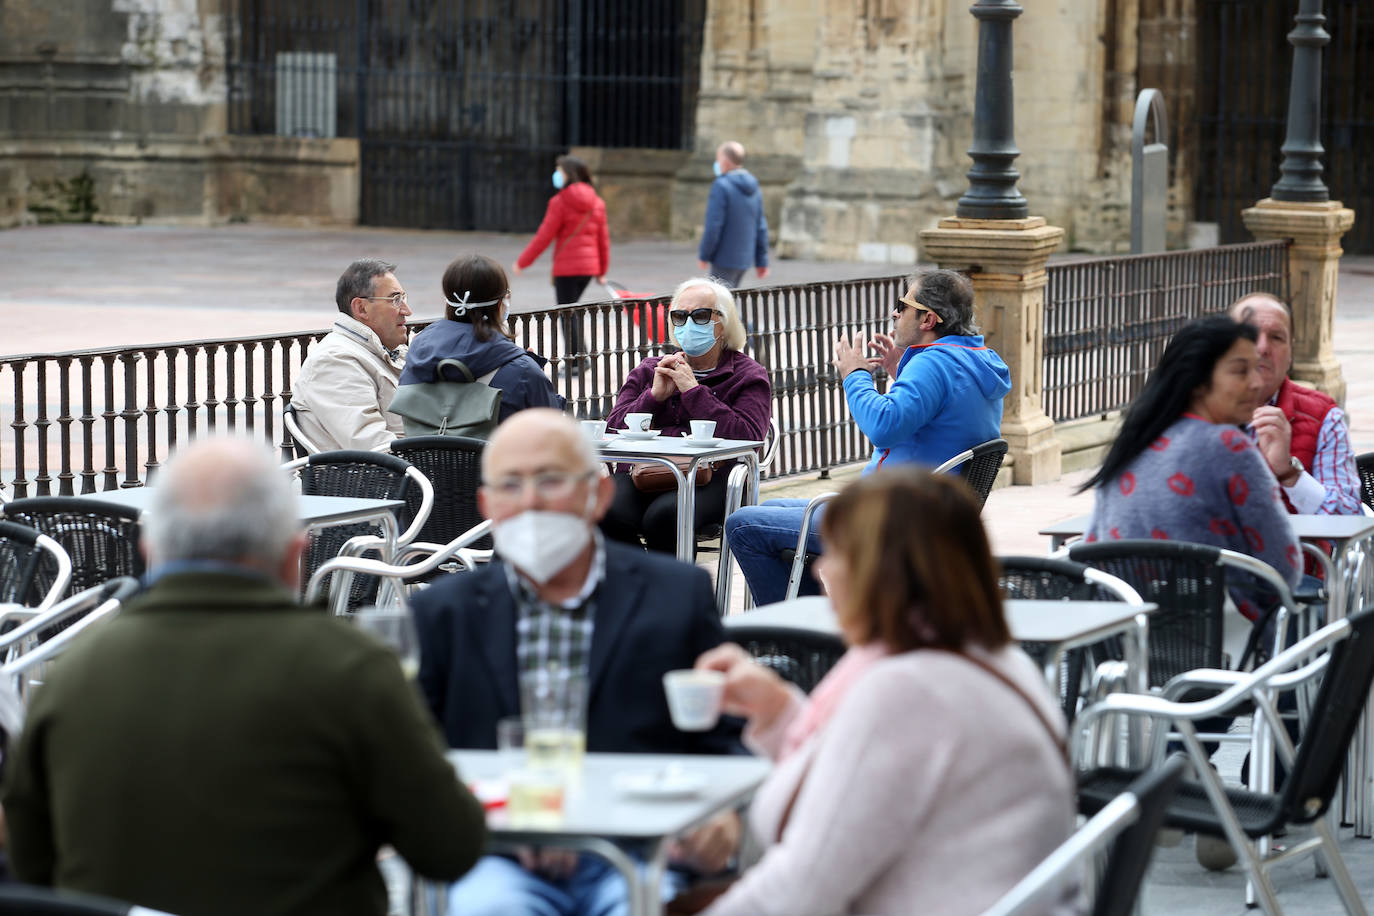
[956, 0, 1028, 220]
[1271, 0, 1329, 202]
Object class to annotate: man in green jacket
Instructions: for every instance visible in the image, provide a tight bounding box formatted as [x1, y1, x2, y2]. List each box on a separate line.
[2, 435, 486, 916]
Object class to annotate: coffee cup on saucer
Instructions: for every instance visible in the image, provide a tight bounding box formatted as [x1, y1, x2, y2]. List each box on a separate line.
[625, 413, 653, 433]
[688, 420, 717, 441]
[581, 420, 607, 441]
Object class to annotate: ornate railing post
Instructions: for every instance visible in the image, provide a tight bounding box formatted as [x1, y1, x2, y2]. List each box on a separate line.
[922, 0, 1064, 485]
[1243, 0, 1354, 404]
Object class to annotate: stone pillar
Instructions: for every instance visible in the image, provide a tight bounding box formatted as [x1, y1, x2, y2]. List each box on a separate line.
[1242, 199, 1355, 405]
[920, 216, 1065, 484]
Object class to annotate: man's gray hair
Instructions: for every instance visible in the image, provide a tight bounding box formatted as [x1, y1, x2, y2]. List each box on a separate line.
[335, 258, 397, 315]
[144, 435, 299, 569]
[913, 269, 979, 337]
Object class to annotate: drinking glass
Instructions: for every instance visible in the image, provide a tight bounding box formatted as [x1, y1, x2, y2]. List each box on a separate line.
[519, 662, 587, 779]
[350, 605, 420, 679]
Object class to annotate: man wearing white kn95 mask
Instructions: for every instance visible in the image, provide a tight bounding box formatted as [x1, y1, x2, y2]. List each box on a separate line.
[411, 409, 745, 916]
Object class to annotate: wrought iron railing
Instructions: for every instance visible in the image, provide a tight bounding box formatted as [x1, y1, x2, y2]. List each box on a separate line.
[1042, 239, 1289, 422]
[0, 242, 1292, 497]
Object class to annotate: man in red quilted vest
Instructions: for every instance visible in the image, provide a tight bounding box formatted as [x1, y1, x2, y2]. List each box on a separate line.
[1230, 292, 1363, 515]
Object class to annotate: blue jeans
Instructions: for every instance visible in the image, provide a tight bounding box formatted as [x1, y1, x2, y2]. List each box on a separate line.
[724, 499, 825, 606]
[448, 853, 688, 916]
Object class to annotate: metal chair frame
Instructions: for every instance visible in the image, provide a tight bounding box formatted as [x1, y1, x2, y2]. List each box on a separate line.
[282, 452, 434, 613]
[0, 519, 73, 614]
[981, 755, 1188, 916]
[782, 437, 1009, 601]
[1074, 611, 1374, 915]
[282, 400, 324, 458]
[1, 577, 140, 700]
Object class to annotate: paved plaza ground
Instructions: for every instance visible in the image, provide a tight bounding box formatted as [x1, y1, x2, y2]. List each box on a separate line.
[3, 222, 1374, 913]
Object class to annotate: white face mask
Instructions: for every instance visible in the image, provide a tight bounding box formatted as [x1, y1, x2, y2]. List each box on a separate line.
[492, 484, 597, 584]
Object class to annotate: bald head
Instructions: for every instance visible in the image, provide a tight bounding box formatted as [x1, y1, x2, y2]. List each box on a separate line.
[1229, 292, 1293, 400]
[144, 435, 300, 575]
[481, 409, 596, 482]
[715, 141, 745, 175]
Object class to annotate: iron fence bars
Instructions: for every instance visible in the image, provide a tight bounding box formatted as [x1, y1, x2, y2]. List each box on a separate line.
[1, 243, 1293, 497]
[1041, 240, 1289, 423]
[224, 0, 707, 232]
[0, 331, 328, 500]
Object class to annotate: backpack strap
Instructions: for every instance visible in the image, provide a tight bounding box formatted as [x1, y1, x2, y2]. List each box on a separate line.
[435, 358, 476, 383]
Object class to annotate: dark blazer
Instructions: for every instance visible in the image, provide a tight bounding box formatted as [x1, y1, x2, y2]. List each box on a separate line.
[3, 571, 486, 916]
[412, 541, 741, 755]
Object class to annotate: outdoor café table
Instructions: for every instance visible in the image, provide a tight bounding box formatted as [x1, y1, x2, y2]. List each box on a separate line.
[80, 488, 405, 559]
[597, 434, 764, 610]
[725, 595, 1156, 704]
[448, 749, 772, 916]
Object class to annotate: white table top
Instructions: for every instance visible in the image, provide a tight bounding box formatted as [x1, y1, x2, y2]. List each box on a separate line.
[596, 435, 763, 461]
[449, 750, 771, 841]
[73, 488, 403, 526]
[725, 596, 1154, 646]
[1040, 512, 1374, 542]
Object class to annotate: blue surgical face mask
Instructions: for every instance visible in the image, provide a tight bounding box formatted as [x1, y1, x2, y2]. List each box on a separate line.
[712, 160, 722, 178]
[676, 319, 719, 357]
[552, 169, 567, 190]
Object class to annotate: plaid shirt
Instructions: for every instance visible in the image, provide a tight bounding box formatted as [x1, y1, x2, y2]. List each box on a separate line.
[506, 533, 606, 687]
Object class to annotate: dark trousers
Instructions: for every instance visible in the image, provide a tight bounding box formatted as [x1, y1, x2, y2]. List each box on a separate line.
[554, 275, 593, 360]
[600, 470, 731, 557]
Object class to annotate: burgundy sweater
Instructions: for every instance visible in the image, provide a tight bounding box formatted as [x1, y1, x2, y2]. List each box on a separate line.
[606, 349, 771, 442]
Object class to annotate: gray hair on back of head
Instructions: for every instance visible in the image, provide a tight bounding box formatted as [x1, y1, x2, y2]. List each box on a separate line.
[144, 435, 299, 569]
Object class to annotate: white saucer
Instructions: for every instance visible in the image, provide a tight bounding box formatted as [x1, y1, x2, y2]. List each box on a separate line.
[613, 768, 708, 800]
[682, 436, 721, 448]
[618, 429, 662, 441]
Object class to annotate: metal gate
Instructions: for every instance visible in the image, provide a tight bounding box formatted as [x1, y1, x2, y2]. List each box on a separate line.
[225, 0, 706, 232]
[1196, 0, 1373, 253]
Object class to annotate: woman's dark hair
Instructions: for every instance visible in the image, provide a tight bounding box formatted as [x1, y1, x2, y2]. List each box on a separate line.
[819, 469, 1009, 653]
[441, 254, 513, 342]
[556, 155, 593, 186]
[1078, 314, 1258, 493]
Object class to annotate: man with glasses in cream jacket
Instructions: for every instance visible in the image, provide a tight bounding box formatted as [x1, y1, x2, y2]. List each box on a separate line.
[291, 258, 413, 452]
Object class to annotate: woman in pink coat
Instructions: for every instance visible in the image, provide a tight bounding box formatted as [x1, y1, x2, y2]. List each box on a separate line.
[513, 155, 610, 372]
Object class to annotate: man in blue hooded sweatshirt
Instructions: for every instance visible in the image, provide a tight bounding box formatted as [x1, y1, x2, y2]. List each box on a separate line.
[726, 269, 1012, 604]
[697, 141, 770, 289]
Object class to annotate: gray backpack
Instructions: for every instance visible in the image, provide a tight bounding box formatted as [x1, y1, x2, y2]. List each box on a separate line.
[389, 358, 502, 439]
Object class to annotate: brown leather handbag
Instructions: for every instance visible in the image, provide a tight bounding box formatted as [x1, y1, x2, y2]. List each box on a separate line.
[630, 457, 713, 493]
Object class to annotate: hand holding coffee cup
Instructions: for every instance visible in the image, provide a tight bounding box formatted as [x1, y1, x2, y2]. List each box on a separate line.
[688, 420, 717, 441]
[663, 669, 726, 731]
[694, 643, 793, 729]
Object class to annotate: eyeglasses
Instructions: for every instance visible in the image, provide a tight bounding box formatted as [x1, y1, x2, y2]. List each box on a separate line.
[364, 292, 408, 307]
[669, 308, 721, 327]
[895, 295, 943, 324]
[483, 470, 594, 501]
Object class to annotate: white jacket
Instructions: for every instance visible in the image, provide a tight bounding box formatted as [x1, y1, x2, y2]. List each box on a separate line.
[291, 315, 406, 452]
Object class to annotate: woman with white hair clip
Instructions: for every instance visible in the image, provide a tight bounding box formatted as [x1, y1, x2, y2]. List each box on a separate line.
[602, 277, 772, 555]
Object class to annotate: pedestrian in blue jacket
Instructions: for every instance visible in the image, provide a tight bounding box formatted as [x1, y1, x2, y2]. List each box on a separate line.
[697, 141, 771, 289]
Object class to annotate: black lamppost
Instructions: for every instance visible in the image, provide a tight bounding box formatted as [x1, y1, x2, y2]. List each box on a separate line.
[956, 0, 1028, 220]
[1271, 0, 1329, 202]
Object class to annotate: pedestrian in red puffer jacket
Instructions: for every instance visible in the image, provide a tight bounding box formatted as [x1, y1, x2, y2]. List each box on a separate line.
[513, 155, 610, 372]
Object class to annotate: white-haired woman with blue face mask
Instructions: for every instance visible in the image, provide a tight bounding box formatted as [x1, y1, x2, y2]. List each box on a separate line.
[601, 277, 772, 555]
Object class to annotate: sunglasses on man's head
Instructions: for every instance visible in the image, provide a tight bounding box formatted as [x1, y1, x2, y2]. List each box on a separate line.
[669, 308, 720, 327]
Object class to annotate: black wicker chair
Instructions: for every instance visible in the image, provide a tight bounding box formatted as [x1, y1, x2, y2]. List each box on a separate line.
[983, 754, 1188, 916]
[0, 519, 72, 611]
[1356, 450, 1374, 510]
[286, 451, 425, 609]
[390, 435, 490, 551]
[1, 497, 145, 600]
[725, 624, 846, 694]
[999, 555, 1142, 721]
[1075, 609, 1374, 915]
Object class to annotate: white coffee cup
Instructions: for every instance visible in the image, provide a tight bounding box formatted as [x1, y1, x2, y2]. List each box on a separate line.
[581, 419, 607, 441]
[663, 669, 726, 731]
[689, 420, 717, 441]
[625, 412, 653, 433]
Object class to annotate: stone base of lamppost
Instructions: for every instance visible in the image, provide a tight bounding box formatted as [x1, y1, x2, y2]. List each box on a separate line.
[1242, 198, 1356, 406]
[920, 215, 1065, 485]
